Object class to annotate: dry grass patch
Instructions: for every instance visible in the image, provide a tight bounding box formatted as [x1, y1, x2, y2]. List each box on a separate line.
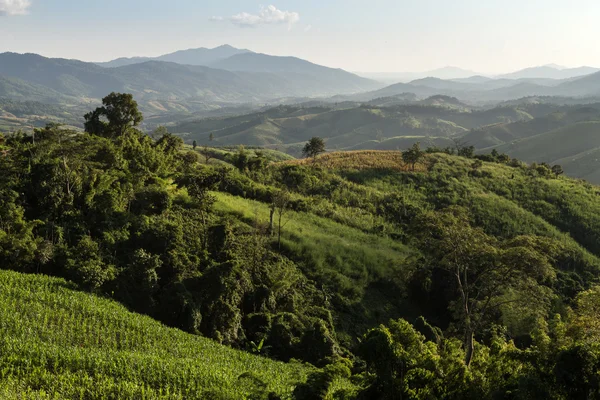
[279, 150, 426, 172]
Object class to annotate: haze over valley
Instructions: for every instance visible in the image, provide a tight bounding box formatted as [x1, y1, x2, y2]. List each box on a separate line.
[4, 43, 600, 181]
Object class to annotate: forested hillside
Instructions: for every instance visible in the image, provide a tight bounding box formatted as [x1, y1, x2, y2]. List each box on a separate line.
[2, 93, 600, 398]
[170, 101, 529, 151]
[171, 100, 600, 182]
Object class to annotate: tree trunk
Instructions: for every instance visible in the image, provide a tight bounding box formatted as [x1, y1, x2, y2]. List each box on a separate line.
[465, 329, 474, 367]
[278, 212, 282, 249]
[269, 208, 275, 236]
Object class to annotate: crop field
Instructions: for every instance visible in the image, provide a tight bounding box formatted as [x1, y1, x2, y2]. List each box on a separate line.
[0, 270, 311, 399]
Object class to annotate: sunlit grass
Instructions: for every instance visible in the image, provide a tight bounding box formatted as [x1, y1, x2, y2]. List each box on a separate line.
[0, 270, 310, 399]
[213, 192, 416, 300]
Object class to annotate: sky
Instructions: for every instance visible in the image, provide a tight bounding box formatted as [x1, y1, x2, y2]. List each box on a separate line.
[1, 0, 600, 74]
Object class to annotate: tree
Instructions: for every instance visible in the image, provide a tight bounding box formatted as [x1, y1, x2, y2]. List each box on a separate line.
[209, 133, 214, 142]
[552, 164, 564, 178]
[413, 208, 554, 367]
[84, 92, 143, 138]
[302, 137, 326, 161]
[270, 190, 291, 249]
[452, 138, 475, 158]
[193, 140, 197, 150]
[231, 145, 249, 170]
[402, 142, 425, 171]
[201, 145, 214, 164]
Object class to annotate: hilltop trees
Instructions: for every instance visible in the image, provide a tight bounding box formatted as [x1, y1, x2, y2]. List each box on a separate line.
[552, 164, 564, 178]
[402, 142, 425, 171]
[302, 137, 326, 160]
[84, 92, 143, 138]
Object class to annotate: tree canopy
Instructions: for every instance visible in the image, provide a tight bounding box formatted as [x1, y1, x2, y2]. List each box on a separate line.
[84, 92, 143, 138]
[302, 137, 326, 160]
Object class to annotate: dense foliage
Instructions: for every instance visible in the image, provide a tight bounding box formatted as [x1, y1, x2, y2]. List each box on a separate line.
[2, 93, 600, 398]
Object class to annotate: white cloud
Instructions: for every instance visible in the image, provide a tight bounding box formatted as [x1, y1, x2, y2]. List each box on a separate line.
[209, 16, 223, 22]
[304, 24, 312, 32]
[0, 0, 30, 16]
[211, 5, 300, 30]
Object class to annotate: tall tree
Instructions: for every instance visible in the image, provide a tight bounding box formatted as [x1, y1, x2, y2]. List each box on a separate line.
[413, 208, 554, 367]
[271, 190, 291, 249]
[402, 142, 425, 171]
[302, 137, 326, 161]
[84, 92, 143, 138]
[552, 164, 564, 178]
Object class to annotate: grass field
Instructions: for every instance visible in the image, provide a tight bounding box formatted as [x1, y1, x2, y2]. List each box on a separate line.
[213, 192, 415, 292]
[279, 150, 426, 172]
[0, 270, 312, 399]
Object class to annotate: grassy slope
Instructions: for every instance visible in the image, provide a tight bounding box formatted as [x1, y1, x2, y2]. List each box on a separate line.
[465, 106, 600, 149]
[171, 105, 529, 152]
[213, 191, 414, 293]
[0, 270, 312, 399]
[213, 191, 418, 342]
[491, 121, 600, 164]
[211, 150, 600, 339]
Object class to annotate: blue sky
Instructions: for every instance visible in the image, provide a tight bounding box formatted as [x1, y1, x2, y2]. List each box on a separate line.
[1, 0, 600, 73]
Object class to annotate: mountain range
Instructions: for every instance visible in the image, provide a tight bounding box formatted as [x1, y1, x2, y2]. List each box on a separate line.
[167, 97, 600, 183]
[334, 70, 600, 104]
[357, 65, 600, 83]
[3, 45, 600, 113]
[498, 65, 600, 80]
[0, 50, 380, 109]
[95, 44, 252, 68]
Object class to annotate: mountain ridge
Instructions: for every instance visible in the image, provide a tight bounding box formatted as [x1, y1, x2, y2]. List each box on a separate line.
[96, 44, 253, 68]
[0, 52, 380, 105]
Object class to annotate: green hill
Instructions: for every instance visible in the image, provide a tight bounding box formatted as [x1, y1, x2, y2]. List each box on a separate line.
[490, 121, 600, 172]
[170, 104, 530, 154]
[5, 96, 600, 398]
[170, 101, 600, 181]
[0, 269, 315, 399]
[465, 105, 600, 148]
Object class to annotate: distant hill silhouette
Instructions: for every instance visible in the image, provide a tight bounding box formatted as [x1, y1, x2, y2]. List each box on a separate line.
[0, 52, 380, 104]
[499, 65, 600, 80]
[97, 45, 251, 68]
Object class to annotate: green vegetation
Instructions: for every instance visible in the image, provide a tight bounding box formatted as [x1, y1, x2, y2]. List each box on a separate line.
[3, 93, 600, 398]
[302, 136, 326, 159]
[170, 101, 600, 182]
[0, 270, 310, 399]
[490, 121, 600, 180]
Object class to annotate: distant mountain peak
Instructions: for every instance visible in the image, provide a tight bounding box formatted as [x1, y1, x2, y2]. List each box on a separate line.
[422, 66, 480, 80]
[215, 44, 237, 50]
[96, 45, 252, 68]
[499, 65, 599, 80]
[543, 63, 566, 70]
